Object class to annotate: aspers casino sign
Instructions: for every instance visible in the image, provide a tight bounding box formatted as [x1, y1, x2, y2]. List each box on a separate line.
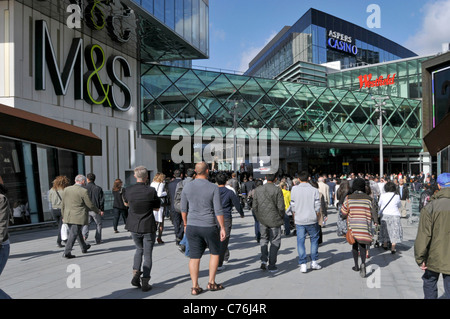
[327, 30, 358, 55]
[34, 20, 132, 112]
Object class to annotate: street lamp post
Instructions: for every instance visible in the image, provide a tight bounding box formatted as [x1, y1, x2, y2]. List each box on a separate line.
[229, 100, 242, 173]
[372, 96, 389, 178]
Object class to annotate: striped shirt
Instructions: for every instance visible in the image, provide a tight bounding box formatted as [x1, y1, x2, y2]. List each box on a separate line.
[341, 192, 378, 245]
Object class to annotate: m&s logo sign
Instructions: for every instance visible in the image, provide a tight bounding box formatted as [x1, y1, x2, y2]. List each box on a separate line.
[34, 20, 132, 112]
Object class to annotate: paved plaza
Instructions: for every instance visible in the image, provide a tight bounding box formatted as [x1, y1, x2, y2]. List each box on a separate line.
[1, 202, 445, 301]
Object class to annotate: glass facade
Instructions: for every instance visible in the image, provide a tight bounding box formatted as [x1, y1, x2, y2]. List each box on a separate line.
[327, 56, 431, 99]
[132, 0, 209, 58]
[141, 64, 422, 150]
[245, 9, 417, 79]
[438, 145, 450, 175]
[0, 136, 85, 225]
[275, 61, 328, 86]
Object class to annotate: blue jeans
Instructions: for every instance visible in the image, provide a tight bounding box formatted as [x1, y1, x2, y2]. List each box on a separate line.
[82, 211, 102, 244]
[251, 210, 260, 242]
[180, 233, 190, 257]
[130, 232, 156, 278]
[422, 269, 450, 299]
[296, 223, 320, 265]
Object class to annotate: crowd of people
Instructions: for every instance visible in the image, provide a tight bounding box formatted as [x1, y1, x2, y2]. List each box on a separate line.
[0, 166, 448, 299]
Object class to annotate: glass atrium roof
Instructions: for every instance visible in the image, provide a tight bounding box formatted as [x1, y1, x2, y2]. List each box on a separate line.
[141, 64, 422, 149]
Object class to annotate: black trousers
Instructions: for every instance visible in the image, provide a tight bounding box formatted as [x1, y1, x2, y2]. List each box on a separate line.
[170, 209, 184, 241]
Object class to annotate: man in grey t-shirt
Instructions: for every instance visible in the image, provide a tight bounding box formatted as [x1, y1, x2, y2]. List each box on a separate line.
[181, 161, 226, 295]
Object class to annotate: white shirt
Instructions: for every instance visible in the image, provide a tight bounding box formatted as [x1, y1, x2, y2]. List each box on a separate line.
[377, 182, 386, 194]
[378, 192, 401, 216]
[150, 182, 167, 198]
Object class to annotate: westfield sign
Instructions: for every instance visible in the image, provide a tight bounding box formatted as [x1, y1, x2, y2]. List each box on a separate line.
[358, 73, 396, 89]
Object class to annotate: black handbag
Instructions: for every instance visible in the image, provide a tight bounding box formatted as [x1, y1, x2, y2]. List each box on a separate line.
[158, 183, 169, 207]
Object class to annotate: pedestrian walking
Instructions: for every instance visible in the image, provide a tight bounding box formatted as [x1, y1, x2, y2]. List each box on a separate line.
[0, 182, 13, 299]
[168, 170, 183, 246]
[290, 171, 322, 273]
[414, 172, 450, 299]
[309, 180, 327, 244]
[174, 168, 196, 256]
[397, 178, 410, 218]
[151, 172, 168, 244]
[244, 176, 256, 208]
[48, 175, 70, 247]
[253, 173, 285, 272]
[280, 181, 292, 236]
[336, 180, 351, 236]
[418, 183, 438, 212]
[82, 173, 104, 244]
[216, 173, 244, 270]
[248, 179, 263, 243]
[61, 175, 104, 258]
[340, 178, 378, 278]
[112, 179, 128, 233]
[318, 176, 330, 207]
[122, 166, 161, 292]
[228, 172, 240, 194]
[378, 181, 403, 254]
[326, 178, 336, 206]
[181, 162, 226, 295]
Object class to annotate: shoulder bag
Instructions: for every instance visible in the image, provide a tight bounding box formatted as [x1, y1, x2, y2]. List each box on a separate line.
[158, 183, 169, 207]
[346, 219, 355, 245]
[379, 193, 395, 217]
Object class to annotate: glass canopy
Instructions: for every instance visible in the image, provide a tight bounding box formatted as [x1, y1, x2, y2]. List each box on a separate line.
[141, 64, 422, 148]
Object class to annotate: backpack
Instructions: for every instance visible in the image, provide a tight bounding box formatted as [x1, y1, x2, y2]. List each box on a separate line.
[173, 179, 192, 213]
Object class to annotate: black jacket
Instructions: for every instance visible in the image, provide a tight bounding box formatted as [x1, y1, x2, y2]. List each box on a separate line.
[123, 183, 160, 233]
[85, 182, 104, 211]
[396, 185, 410, 201]
[168, 178, 182, 210]
[113, 189, 127, 210]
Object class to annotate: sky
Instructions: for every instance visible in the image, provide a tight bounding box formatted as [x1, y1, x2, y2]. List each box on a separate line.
[193, 0, 450, 73]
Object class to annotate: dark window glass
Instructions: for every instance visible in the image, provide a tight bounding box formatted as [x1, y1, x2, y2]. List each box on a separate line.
[0, 137, 28, 224]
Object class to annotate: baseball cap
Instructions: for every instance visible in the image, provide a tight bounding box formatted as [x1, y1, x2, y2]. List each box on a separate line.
[437, 173, 450, 188]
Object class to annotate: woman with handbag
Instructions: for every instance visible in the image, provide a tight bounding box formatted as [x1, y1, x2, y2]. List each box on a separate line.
[151, 173, 168, 244]
[336, 180, 351, 237]
[341, 178, 378, 278]
[48, 175, 71, 247]
[378, 181, 403, 254]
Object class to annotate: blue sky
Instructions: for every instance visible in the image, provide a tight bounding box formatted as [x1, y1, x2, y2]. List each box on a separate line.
[194, 0, 450, 73]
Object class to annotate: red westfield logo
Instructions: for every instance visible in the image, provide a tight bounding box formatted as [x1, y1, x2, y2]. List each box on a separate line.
[358, 73, 396, 89]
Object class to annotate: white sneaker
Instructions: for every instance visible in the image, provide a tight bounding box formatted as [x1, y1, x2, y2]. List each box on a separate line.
[217, 265, 225, 271]
[311, 261, 322, 270]
[300, 264, 307, 273]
